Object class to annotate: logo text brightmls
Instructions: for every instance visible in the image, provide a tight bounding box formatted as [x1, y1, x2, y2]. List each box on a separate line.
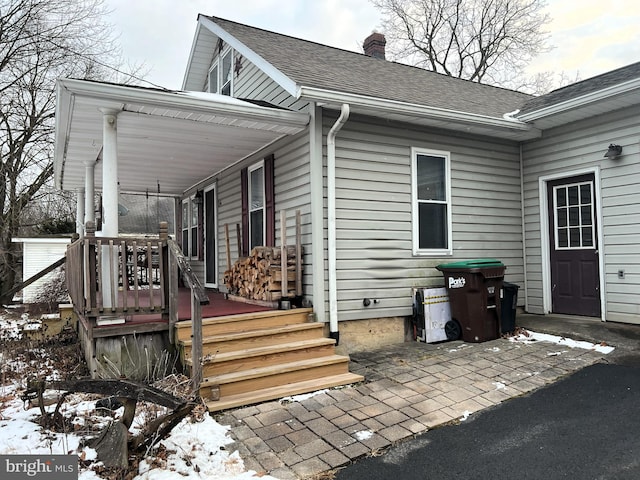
[1, 455, 76, 480]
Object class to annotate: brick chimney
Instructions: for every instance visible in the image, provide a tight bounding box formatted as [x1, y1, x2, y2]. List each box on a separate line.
[363, 32, 386, 60]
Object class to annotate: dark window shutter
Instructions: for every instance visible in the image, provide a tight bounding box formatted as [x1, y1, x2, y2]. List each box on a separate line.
[198, 193, 204, 261]
[240, 167, 249, 257]
[265, 154, 275, 247]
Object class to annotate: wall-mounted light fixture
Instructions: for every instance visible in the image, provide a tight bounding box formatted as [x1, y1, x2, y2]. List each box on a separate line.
[193, 190, 203, 205]
[604, 144, 623, 159]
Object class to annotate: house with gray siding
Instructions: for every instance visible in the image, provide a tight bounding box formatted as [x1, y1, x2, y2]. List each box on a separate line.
[54, 15, 640, 361]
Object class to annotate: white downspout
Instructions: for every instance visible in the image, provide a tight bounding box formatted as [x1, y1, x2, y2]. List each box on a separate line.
[519, 143, 529, 311]
[327, 104, 349, 344]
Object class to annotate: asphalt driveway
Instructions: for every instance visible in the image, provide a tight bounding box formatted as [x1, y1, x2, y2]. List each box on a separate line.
[335, 362, 640, 480]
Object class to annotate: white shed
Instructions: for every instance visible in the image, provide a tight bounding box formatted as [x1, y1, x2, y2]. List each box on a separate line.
[11, 237, 71, 303]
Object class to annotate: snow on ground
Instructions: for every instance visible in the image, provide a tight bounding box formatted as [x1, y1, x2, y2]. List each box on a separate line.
[0, 307, 615, 479]
[0, 308, 277, 480]
[509, 329, 615, 354]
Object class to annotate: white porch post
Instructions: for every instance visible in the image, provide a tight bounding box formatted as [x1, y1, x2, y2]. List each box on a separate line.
[99, 108, 119, 308]
[84, 160, 96, 228]
[76, 187, 85, 238]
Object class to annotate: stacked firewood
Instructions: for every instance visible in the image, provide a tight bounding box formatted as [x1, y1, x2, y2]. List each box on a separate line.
[224, 246, 300, 301]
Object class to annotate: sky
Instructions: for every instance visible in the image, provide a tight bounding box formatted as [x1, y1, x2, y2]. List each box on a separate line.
[103, 0, 640, 91]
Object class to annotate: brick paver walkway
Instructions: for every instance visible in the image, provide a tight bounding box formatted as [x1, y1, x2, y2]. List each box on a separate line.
[214, 336, 607, 479]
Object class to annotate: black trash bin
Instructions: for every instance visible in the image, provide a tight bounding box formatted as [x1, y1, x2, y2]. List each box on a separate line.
[500, 282, 520, 334]
[436, 259, 505, 343]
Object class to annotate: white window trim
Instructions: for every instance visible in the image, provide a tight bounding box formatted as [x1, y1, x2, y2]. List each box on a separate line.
[411, 147, 453, 256]
[181, 196, 199, 260]
[248, 160, 266, 251]
[207, 47, 233, 95]
[181, 198, 190, 257]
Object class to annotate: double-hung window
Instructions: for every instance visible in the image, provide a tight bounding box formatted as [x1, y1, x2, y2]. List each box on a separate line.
[181, 197, 200, 259]
[208, 48, 233, 96]
[248, 162, 265, 251]
[412, 148, 452, 255]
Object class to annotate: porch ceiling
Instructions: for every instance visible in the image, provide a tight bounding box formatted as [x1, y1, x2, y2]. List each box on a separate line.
[54, 79, 309, 196]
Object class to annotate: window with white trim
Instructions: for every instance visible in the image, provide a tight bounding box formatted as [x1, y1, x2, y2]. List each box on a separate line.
[248, 161, 265, 251]
[181, 199, 190, 257]
[181, 197, 200, 259]
[411, 148, 452, 255]
[208, 48, 233, 96]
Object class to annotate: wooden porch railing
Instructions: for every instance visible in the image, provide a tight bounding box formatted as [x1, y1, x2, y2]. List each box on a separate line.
[66, 221, 168, 317]
[66, 221, 209, 389]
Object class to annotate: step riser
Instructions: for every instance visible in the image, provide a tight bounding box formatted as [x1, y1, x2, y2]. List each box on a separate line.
[174, 309, 312, 342]
[201, 343, 336, 377]
[201, 361, 350, 398]
[183, 325, 324, 357]
[205, 373, 365, 412]
[196, 312, 309, 338]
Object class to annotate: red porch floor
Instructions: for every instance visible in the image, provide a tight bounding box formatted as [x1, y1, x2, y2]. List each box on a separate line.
[176, 290, 273, 320]
[93, 289, 273, 329]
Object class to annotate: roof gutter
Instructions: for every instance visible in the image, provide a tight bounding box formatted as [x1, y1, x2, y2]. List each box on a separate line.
[327, 104, 350, 345]
[298, 86, 535, 133]
[57, 78, 309, 128]
[516, 76, 640, 122]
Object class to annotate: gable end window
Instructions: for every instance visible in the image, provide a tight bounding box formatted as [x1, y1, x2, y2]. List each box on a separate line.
[208, 48, 233, 96]
[411, 148, 452, 255]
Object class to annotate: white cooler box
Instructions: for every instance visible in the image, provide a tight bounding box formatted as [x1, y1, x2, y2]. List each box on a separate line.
[413, 287, 452, 343]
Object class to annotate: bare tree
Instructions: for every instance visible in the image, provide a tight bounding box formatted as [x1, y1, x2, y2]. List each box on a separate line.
[0, 0, 139, 303]
[372, 0, 552, 89]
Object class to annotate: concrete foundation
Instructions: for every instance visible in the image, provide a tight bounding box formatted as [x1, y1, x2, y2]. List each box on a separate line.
[327, 316, 412, 355]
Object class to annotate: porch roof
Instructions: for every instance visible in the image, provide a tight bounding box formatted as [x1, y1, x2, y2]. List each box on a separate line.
[54, 78, 310, 195]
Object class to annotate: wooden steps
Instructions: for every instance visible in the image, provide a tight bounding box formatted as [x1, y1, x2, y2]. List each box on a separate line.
[204, 373, 365, 412]
[175, 308, 311, 341]
[185, 338, 337, 377]
[176, 308, 364, 412]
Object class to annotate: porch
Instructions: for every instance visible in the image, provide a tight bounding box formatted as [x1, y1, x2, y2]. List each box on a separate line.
[65, 222, 363, 411]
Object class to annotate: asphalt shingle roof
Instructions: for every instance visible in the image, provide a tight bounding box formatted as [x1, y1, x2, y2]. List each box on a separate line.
[206, 16, 533, 119]
[519, 60, 640, 115]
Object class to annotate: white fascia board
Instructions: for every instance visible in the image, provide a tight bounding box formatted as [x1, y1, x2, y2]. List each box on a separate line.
[298, 86, 536, 133]
[54, 80, 77, 190]
[198, 16, 298, 97]
[181, 22, 206, 91]
[12, 237, 72, 244]
[517, 77, 640, 122]
[57, 78, 309, 129]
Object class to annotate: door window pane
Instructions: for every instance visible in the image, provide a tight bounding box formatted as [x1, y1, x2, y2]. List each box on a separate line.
[557, 228, 568, 248]
[554, 181, 596, 250]
[569, 227, 580, 247]
[568, 186, 579, 205]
